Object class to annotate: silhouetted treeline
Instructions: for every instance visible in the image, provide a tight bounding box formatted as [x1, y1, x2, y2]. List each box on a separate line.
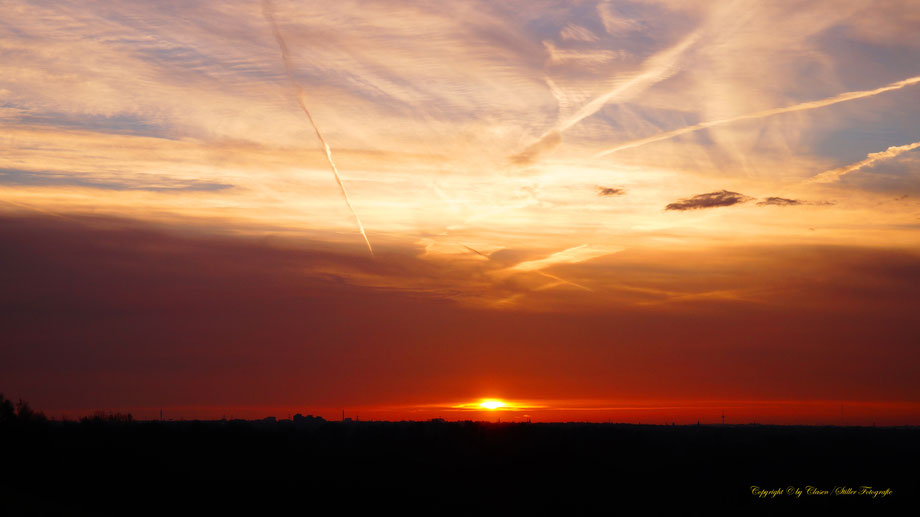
[80, 411, 134, 424]
[0, 393, 47, 425]
[1, 400, 918, 515]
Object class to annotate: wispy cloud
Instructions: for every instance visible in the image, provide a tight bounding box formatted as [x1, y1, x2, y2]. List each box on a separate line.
[0, 168, 233, 192]
[596, 2, 644, 34]
[560, 23, 599, 43]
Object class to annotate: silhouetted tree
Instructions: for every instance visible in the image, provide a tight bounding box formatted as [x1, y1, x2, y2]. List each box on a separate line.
[15, 398, 47, 423]
[0, 394, 16, 424]
[0, 394, 47, 424]
[16, 399, 35, 420]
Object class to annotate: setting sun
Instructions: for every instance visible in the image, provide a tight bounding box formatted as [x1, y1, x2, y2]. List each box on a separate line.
[450, 399, 546, 412]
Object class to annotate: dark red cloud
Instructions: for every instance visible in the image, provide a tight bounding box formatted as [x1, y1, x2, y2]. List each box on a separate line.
[1, 214, 919, 423]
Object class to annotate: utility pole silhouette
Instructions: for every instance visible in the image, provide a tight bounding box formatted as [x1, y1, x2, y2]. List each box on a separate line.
[721, 411, 725, 425]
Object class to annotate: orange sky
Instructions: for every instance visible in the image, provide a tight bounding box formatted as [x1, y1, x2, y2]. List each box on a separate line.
[1, 0, 919, 424]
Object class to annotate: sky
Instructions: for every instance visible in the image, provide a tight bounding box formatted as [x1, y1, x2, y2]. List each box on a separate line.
[1, 0, 919, 424]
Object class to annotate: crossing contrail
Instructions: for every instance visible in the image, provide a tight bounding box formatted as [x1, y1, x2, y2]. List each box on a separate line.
[807, 140, 920, 184]
[262, 0, 374, 256]
[595, 75, 920, 158]
[536, 271, 592, 292]
[510, 28, 703, 165]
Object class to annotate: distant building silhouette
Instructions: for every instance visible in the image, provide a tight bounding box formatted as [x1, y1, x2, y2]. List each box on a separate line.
[292, 413, 325, 426]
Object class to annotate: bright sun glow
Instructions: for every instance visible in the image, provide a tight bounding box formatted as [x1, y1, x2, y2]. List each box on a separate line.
[450, 399, 545, 411]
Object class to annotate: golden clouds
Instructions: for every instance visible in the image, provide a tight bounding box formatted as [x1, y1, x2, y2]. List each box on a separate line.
[1, 0, 919, 312]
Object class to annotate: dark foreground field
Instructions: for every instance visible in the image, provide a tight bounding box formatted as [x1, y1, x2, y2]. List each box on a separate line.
[2, 417, 917, 515]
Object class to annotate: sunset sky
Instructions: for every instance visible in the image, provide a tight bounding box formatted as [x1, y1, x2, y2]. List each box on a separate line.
[2, 0, 919, 424]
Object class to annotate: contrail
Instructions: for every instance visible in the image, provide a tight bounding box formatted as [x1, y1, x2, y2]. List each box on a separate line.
[807, 140, 920, 184]
[595, 75, 920, 158]
[510, 29, 702, 165]
[536, 271, 592, 292]
[465, 244, 596, 293]
[558, 30, 702, 135]
[462, 245, 488, 258]
[262, 0, 373, 256]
